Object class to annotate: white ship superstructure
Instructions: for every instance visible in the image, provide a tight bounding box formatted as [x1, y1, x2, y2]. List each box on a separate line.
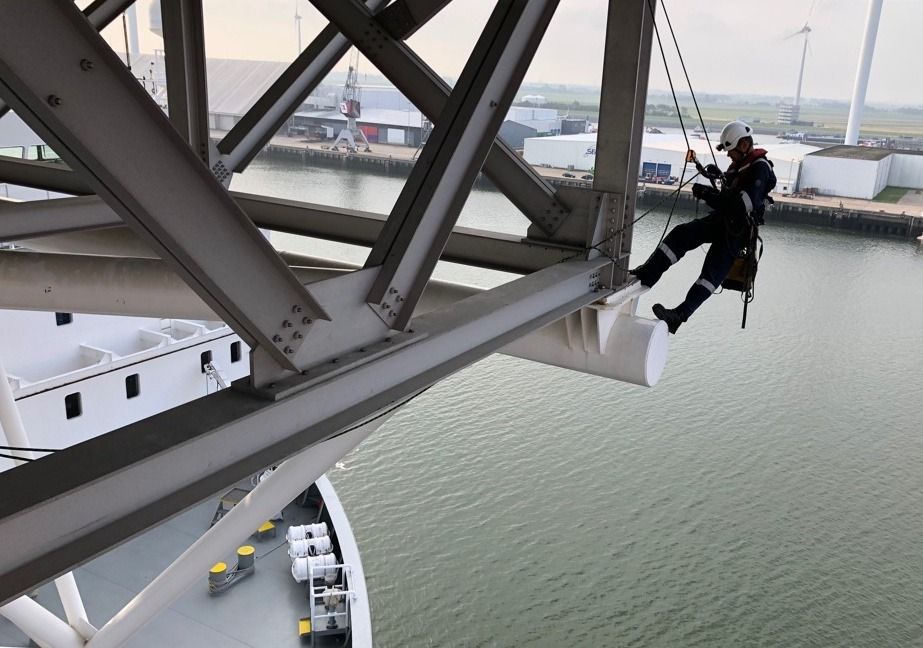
[0, 307, 372, 646]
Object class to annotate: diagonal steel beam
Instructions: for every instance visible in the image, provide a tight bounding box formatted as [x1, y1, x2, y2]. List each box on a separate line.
[0, 0, 136, 119]
[337, 0, 559, 329]
[161, 0, 211, 165]
[215, 0, 389, 176]
[0, 1, 330, 372]
[0, 257, 609, 604]
[308, 0, 569, 236]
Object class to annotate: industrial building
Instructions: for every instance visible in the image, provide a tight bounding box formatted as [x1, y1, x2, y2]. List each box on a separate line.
[523, 132, 819, 193]
[799, 146, 923, 199]
[290, 108, 427, 146]
[505, 106, 560, 135]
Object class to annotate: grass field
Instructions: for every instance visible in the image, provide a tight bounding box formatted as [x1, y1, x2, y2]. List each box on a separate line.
[873, 186, 910, 203]
[527, 92, 923, 139]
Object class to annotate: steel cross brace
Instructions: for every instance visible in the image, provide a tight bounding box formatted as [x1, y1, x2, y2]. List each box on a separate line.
[353, 0, 560, 329]
[215, 0, 448, 177]
[375, 0, 454, 39]
[214, 0, 390, 177]
[161, 0, 211, 166]
[307, 0, 570, 236]
[0, 0, 329, 373]
[0, 257, 610, 605]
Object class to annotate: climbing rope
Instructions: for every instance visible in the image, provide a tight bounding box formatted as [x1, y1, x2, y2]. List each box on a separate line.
[657, 0, 719, 167]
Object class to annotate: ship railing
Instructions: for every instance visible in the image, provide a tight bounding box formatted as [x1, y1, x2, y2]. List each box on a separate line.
[307, 563, 357, 636]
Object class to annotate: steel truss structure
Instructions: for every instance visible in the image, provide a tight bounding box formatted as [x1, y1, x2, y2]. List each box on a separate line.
[0, 0, 657, 638]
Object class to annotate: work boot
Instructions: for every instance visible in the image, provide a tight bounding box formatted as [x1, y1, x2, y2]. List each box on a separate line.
[628, 264, 645, 282]
[628, 248, 671, 288]
[652, 303, 686, 334]
[629, 264, 656, 288]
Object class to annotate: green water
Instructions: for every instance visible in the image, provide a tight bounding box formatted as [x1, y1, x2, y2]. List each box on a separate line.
[235, 158, 923, 647]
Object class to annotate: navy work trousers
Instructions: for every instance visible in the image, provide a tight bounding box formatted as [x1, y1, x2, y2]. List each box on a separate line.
[635, 211, 747, 319]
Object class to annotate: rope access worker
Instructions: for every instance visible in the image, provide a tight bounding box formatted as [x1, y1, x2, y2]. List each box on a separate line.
[630, 120, 776, 334]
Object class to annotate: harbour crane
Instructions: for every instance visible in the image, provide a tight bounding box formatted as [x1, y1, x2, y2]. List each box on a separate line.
[331, 49, 371, 153]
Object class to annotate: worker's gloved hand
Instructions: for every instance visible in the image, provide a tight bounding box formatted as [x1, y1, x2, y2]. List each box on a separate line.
[703, 164, 722, 180]
[692, 183, 718, 201]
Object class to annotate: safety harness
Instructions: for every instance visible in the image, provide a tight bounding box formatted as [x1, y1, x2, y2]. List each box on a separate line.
[720, 149, 774, 329]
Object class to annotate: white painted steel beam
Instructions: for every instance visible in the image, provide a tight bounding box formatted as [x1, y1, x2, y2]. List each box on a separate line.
[307, 0, 569, 236]
[161, 0, 211, 165]
[0, 360, 94, 643]
[0, 0, 329, 372]
[0, 257, 609, 604]
[0, 596, 84, 648]
[343, 0, 560, 329]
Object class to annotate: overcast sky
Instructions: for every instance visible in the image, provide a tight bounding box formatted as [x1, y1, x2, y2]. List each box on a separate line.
[110, 0, 923, 106]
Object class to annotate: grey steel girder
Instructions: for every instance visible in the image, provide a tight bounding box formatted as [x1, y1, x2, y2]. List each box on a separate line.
[0, 257, 610, 604]
[0, 0, 137, 118]
[0, 0, 330, 372]
[592, 0, 655, 287]
[0, 157, 92, 196]
[376, 0, 454, 39]
[83, 0, 138, 30]
[307, 0, 569, 236]
[215, 0, 390, 176]
[0, 192, 578, 273]
[161, 0, 211, 165]
[236, 193, 580, 274]
[349, 0, 560, 329]
[0, 195, 121, 239]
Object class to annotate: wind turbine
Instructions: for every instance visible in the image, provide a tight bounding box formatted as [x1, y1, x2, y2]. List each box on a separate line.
[785, 23, 812, 110]
[295, 0, 303, 55]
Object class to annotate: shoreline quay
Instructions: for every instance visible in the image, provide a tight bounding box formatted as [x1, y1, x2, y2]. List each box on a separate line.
[251, 137, 923, 240]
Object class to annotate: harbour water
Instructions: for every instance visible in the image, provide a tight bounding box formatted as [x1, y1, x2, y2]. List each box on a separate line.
[235, 158, 923, 647]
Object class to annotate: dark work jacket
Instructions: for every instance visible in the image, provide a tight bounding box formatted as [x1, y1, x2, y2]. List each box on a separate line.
[703, 148, 776, 225]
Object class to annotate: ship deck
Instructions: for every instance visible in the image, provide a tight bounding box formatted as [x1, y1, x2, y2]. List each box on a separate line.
[0, 486, 351, 647]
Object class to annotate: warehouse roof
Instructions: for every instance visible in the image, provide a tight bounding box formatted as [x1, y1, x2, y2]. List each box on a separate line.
[807, 145, 893, 161]
[133, 54, 290, 116]
[526, 132, 818, 163]
[294, 108, 425, 128]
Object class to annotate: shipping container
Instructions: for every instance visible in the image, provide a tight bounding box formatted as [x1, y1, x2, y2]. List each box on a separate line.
[359, 125, 379, 143]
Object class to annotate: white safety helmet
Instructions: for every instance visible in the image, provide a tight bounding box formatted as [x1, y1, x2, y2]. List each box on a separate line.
[716, 120, 753, 152]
